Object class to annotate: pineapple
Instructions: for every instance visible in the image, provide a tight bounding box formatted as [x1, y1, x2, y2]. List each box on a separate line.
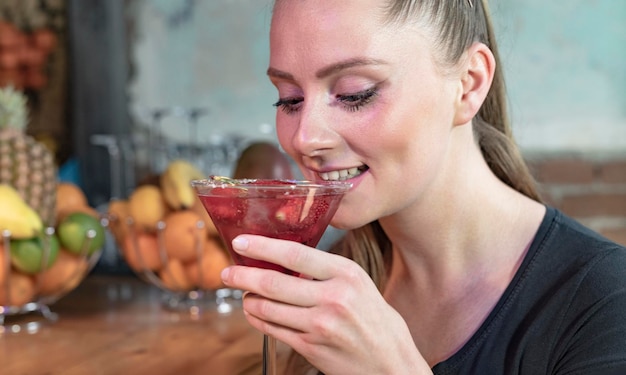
[0, 86, 57, 226]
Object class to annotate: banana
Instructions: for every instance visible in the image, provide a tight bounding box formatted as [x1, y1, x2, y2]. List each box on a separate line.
[160, 160, 205, 210]
[0, 184, 43, 239]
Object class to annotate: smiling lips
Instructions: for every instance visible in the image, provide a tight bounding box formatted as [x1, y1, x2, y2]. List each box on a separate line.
[318, 166, 368, 181]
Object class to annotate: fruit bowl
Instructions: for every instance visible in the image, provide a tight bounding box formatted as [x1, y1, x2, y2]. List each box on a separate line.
[103, 160, 242, 315]
[0, 217, 105, 334]
[106, 207, 241, 315]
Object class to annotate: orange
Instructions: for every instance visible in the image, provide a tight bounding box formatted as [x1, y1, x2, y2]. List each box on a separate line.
[162, 210, 207, 263]
[38, 249, 88, 296]
[121, 231, 164, 272]
[191, 194, 218, 237]
[0, 272, 36, 306]
[56, 182, 88, 216]
[107, 199, 131, 244]
[0, 242, 7, 286]
[159, 258, 193, 291]
[185, 238, 231, 290]
[128, 185, 168, 231]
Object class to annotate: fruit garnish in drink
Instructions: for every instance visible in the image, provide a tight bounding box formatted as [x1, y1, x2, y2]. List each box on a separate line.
[210, 175, 240, 186]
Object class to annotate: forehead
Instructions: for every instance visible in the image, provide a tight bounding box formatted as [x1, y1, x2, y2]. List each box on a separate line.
[269, 0, 426, 71]
[271, 0, 387, 35]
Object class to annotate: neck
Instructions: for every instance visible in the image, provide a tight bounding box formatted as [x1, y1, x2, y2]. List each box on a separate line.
[380, 124, 544, 293]
[379, 125, 545, 366]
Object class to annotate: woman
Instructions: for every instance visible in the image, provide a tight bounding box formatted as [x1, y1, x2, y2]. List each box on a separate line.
[220, 0, 626, 373]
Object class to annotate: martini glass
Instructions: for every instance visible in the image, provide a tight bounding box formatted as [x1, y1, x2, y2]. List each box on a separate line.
[192, 176, 351, 375]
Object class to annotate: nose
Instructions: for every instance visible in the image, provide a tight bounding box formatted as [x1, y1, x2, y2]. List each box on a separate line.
[291, 99, 339, 160]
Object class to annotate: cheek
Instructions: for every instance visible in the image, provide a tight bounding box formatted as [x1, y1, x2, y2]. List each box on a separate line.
[383, 84, 454, 149]
[364, 89, 455, 203]
[350, 98, 416, 158]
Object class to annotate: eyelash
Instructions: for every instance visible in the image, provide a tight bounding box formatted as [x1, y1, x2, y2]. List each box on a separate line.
[273, 87, 379, 115]
[338, 87, 379, 112]
[272, 97, 303, 115]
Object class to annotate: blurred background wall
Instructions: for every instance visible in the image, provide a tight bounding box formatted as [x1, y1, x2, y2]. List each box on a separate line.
[126, 0, 626, 153]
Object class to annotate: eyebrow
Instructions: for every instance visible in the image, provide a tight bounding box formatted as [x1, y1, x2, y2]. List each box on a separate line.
[266, 57, 387, 81]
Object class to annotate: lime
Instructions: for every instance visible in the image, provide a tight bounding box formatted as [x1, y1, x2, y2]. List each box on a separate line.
[57, 212, 105, 256]
[10, 233, 60, 274]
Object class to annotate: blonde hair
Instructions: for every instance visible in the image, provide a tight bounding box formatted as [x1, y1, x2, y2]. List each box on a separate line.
[284, 0, 541, 372]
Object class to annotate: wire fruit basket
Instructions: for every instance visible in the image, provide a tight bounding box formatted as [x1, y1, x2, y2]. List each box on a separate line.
[1, 223, 104, 334]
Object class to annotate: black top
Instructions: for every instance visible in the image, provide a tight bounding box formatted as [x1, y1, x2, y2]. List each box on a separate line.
[433, 207, 626, 374]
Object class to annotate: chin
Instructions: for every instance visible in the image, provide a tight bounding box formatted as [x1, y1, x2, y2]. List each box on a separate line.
[330, 210, 372, 231]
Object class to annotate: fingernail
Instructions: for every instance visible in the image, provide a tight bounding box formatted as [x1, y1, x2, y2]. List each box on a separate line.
[232, 236, 249, 252]
[221, 266, 230, 281]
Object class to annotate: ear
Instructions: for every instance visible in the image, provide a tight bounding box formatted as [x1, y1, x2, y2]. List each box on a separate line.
[453, 42, 496, 126]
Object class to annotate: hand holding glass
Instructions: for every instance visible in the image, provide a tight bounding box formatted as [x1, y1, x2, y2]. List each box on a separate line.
[192, 177, 351, 374]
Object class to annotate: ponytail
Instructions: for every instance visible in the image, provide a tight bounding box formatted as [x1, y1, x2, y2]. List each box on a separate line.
[473, 0, 542, 201]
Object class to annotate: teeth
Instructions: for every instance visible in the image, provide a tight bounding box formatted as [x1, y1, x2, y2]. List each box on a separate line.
[325, 171, 340, 180]
[319, 167, 362, 181]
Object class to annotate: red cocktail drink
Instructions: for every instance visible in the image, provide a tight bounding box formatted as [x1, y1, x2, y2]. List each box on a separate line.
[193, 178, 351, 275]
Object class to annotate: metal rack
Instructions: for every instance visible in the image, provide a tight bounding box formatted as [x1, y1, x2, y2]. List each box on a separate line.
[90, 106, 250, 200]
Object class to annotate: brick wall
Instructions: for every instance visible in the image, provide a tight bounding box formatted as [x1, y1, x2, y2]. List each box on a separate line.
[526, 153, 626, 247]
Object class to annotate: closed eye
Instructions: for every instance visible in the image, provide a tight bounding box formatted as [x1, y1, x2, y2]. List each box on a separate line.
[337, 87, 378, 112]
[273, 86, 379, 115]
[273, 97, 304, 114]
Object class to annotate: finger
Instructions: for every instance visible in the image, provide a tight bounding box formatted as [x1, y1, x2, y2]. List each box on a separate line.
[230, 234, 349, 280]
[242, 306, 308, 351]
[222, 264, 320, 307]
[243, 293, 312, 334]
[243, 295, 344, 353]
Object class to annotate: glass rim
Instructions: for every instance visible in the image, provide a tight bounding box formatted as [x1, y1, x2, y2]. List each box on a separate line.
[191, 177, 352, 192]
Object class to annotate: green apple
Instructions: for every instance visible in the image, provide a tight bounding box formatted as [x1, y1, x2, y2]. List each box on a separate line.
[57, 212, 105, 256]
[10, 233, 60, 274]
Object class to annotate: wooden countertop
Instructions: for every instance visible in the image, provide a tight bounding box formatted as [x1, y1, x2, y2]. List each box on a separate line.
[1, 275, 287, 375]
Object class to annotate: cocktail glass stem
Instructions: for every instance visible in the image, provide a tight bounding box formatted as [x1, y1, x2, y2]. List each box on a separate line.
[263, 334, 277, 375]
